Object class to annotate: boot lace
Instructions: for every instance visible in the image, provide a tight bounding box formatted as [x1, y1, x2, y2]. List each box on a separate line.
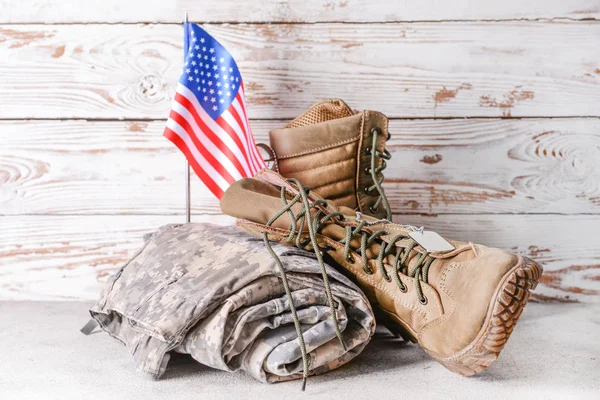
[365, 128, 392, 220]
[263, 178, 432, 390]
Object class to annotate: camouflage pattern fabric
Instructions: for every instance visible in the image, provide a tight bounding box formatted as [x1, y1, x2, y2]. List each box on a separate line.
[89, 223, 375, 383]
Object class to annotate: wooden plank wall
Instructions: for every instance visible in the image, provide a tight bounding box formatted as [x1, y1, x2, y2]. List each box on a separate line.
[0, 1, 599, 302]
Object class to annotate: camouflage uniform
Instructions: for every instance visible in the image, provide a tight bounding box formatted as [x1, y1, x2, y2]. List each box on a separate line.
[88, 223, 375, 383]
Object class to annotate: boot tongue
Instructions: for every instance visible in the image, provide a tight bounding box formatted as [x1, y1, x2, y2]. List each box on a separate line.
[220, 169, 341, 231]
[254, 169, 339, 215]
[285, 99, 355, 128]
[338, 205, 358, 218]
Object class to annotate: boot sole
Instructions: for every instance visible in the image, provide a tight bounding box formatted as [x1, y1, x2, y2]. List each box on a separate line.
[427, 256, 543, 376]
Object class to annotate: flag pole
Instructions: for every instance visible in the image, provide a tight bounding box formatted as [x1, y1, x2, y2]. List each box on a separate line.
[184, 11, 191, 223]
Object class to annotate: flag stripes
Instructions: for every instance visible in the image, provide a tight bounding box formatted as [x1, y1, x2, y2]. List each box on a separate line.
[163, 23, 266, 200]
[165, 83, 265, 199]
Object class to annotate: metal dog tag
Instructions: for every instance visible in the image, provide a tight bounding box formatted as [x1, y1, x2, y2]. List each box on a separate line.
[406, 226, 455, 253]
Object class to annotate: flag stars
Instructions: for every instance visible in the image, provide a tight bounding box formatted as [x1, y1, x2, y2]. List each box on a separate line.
[178, 29, 245, 118]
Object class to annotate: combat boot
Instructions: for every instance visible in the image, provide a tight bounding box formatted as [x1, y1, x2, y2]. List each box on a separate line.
[220, 170, 543, 376]
[265, 99, 393, 220]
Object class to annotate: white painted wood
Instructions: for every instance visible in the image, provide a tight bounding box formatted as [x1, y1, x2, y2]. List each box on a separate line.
[0, 215, 232, 301]
[0, 214, 597, 302]
[1, 23, 599, 119]
[2, 119, 599, 215]
[0, 120, 264, 216]
[1, 2, 598, 304]
[385, 117, 600, 214]
[1, 0, 598, 23]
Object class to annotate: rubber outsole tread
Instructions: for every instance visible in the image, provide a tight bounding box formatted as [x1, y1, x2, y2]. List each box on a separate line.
[429, 256, 543, 376]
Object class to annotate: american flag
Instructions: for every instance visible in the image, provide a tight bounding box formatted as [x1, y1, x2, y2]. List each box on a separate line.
[164, 22, 265, 199]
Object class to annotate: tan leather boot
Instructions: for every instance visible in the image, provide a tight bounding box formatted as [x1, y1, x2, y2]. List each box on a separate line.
[266, 99, 393, 220]
[220, 170, 543, 376]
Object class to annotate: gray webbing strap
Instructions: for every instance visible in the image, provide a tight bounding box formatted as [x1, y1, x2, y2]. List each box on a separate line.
[80, 319, 98, 335]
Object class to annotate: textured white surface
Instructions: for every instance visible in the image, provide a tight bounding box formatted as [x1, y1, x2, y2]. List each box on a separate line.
[0, 302, 598, 399]
[2, 0, 599, 23]
[3, 118, 600, 216]
[1, 23, 599, 119]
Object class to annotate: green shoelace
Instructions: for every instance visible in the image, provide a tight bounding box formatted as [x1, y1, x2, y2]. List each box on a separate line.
[365, 127, 392, 221]
[263, 178, 433, 390]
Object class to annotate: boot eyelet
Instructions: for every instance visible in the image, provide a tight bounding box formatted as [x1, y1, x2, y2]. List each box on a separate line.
[365, 147, 372, 155]
[363, 266, 374, 275]
[383, 273, 392, 282]
[387, 132, 391, 140]
[419, 297, 428, 305]
[346, 255, 355, 264]
[364, 187, 371, 194]
[370, 127, 381, 136]
[369, 205, 379, 213]
[399, 284, 408, 293]
[364, 167, 371, 174]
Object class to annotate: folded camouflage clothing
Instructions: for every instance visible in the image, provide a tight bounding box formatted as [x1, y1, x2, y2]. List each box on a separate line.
[85, 223, 375, 383]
